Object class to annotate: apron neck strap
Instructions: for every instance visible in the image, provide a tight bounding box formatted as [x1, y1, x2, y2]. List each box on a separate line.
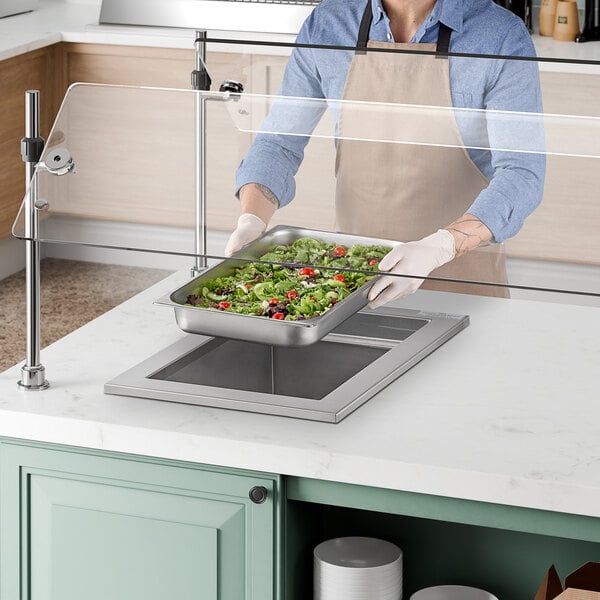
[355, 0, 453, 57]
[356, 0, 374, 54]
[436, 23, 452, 57]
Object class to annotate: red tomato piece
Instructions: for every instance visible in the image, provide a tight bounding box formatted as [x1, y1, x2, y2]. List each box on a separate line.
[268, 298, 279, 305]
[299, 267, 315, 277]
[368, 259, 379, 266]
[272, 312, 285, 320]
[286, 290, 299, 301]
[245, 284, 252, 289]
[333, 246, 346, 257]
[333, 274, 346, 282]
[218, 301, 230, 310]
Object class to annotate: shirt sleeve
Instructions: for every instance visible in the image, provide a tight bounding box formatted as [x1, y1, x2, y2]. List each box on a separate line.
[235, 14, 327, 207]
[466, 20, 546, 243]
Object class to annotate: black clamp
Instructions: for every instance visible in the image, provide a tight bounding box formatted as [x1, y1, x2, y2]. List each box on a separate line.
[192, 67, 212, 91]
[21, 136, 45, 164]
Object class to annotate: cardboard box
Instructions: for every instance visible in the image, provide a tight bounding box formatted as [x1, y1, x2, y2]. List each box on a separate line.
[535, 563, 600, 600]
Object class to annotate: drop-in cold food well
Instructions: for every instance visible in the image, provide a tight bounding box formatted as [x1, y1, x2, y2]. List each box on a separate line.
[105, 307, 468, 423]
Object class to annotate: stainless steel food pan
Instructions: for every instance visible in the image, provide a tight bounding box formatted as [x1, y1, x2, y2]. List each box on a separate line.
[155, 225, 397, 347]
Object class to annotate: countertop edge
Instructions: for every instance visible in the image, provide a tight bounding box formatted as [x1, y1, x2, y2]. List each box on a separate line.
[1, 404, 599, 521]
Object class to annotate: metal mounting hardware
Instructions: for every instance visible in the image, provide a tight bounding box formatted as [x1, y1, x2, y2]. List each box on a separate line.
[191, 29, 209, 278]
[219, 80, 244, 95]
[20, 136, 44, 163]
[192, 30, 212, 92]
[18, 365, 49, 391]
[18, 90, 49, 391]
[40, 147, 76, 176]
[189, 34, 246, 278]
[249, 486, 268, 504]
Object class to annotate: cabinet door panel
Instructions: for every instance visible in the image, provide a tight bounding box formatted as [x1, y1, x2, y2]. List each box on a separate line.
[0, 442, 279, 600]
[30, 475, 230, 600]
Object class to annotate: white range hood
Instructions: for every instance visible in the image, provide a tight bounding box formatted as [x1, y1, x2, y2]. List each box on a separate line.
[99, 0, 318, 35]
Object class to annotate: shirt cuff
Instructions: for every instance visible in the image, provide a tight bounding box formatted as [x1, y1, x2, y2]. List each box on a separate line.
[467, 188, 521, 244]
[235, 158, 296, 208]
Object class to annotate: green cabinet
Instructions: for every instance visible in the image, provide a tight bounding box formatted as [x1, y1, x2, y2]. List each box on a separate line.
[0, 440, 281, 600]
[3, 438, 599, 600]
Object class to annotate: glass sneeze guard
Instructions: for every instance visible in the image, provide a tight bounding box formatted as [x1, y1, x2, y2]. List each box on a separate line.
[11, 42, 600, 300]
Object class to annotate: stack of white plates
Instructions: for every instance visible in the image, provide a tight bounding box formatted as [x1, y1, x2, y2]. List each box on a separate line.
[410, 586, 499, 600]
[314, 537, 403, 600]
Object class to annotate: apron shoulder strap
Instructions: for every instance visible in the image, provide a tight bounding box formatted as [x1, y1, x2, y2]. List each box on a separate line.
[435, 23, 452, 58]
[356, 0, 373, 55]
[355, 1, 453, 57]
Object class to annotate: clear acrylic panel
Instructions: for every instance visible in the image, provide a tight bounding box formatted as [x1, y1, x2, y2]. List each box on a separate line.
[12, 40, 600, 302]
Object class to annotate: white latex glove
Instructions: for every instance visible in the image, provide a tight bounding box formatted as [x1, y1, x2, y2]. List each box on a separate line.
[224, 213, 267, 257]
[368, 229, 456, 308]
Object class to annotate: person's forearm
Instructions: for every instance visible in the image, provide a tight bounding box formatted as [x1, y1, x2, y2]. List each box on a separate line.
[445, 213, 493, 258]
[239, 183, 279, 224]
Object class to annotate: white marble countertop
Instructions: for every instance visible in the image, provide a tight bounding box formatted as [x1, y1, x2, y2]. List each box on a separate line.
[2, 0, 600, 67]
[1, 269, 599, 521]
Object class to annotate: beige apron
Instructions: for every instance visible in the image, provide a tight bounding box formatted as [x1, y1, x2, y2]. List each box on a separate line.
[335, 8, 509, 298]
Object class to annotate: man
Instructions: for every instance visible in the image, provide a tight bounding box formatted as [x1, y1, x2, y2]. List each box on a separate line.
[226, 0, 545, 305]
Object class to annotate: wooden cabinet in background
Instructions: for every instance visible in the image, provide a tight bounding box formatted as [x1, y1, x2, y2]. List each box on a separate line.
[53, 44, 336, 234]
[51, 43, 254, 234]
[0, 45, 63, 240]
[505, 71, 600, 265]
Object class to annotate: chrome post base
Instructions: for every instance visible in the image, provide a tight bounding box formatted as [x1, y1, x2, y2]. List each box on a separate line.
[190, 265, 207, 278]
[18, 364, 49, 390]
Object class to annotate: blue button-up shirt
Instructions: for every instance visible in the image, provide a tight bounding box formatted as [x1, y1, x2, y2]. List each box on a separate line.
[236, 0, 545, 242]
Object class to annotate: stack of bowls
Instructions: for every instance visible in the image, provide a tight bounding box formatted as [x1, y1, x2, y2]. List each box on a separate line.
[314, 537, 403, 600]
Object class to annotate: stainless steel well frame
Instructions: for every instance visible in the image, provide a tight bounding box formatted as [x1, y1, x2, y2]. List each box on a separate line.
[105, 307, 470, 423]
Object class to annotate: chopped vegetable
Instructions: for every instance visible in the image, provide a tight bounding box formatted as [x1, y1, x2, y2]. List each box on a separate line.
[184, 237, 390, 320]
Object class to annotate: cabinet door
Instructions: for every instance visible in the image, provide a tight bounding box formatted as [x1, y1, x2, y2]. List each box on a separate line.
[0, 441, 280, 600]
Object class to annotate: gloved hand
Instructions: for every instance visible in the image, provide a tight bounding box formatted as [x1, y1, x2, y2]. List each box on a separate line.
[224, 213, 267, 257]
[368, 229, 456, 308]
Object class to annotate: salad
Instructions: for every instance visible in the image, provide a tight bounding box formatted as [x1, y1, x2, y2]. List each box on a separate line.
[185, 237, 390, 321]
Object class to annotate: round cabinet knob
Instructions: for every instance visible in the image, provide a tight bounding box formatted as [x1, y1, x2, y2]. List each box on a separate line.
[249, 486, 268, 504]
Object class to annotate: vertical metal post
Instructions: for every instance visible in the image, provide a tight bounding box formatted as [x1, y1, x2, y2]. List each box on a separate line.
[191, 30, 210, 276]
[18, 90, 49, 390]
